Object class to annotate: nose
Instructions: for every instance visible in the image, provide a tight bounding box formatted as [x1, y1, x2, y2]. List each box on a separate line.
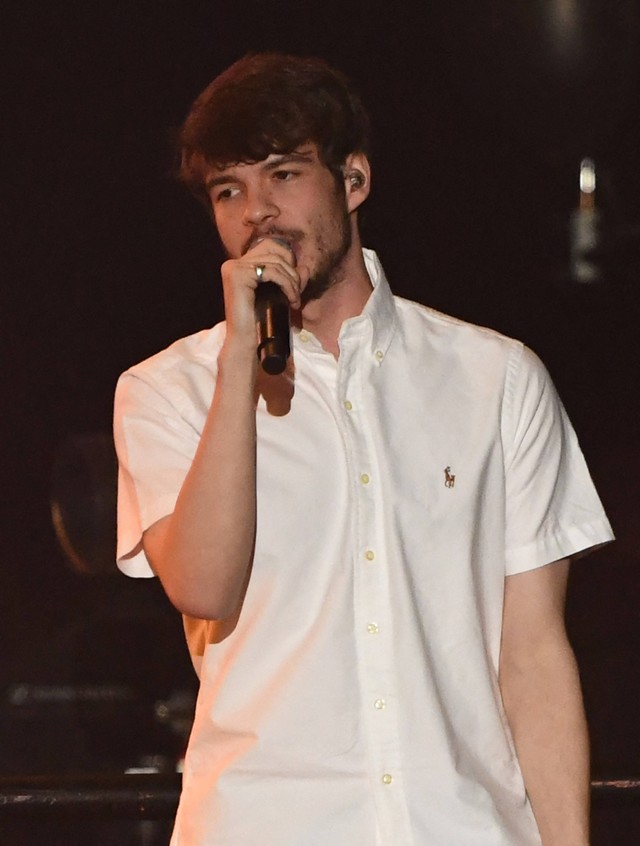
[242, 184, 279, 228]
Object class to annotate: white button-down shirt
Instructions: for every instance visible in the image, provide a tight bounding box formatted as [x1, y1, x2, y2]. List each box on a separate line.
[114, 250, 613, 845]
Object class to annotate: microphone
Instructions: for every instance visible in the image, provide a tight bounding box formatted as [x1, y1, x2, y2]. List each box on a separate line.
[255, 282, 290, 375]
[254, 238, 293, 375]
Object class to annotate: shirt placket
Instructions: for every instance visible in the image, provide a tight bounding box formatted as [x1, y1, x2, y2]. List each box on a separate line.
[337, 331, 414, 846]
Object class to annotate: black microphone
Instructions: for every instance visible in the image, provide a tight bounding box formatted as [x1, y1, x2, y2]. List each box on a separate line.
[254, 238, 293, 375]
[255, 281, 290, 375]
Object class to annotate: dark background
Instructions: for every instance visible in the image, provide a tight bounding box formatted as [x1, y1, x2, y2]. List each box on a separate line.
[2, 0, 639, 839]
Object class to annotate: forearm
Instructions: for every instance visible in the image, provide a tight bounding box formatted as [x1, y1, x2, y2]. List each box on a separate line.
[141, 242, 301, 619]
[145, 339, 259, 619]
[500, 636, 590, 846]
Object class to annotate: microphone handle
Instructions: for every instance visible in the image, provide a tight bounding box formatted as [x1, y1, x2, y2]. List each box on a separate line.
[255, 281, 291, 375]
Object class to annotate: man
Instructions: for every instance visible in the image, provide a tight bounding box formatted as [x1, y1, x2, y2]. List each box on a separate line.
[114, 53, 613, 845]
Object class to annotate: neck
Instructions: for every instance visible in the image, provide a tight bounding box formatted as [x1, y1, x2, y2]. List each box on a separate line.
[300, 239, 372, 358]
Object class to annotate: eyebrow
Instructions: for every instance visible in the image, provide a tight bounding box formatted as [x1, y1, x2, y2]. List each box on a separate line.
[263, 150, 315, 170]
[205, 150, 316, 191]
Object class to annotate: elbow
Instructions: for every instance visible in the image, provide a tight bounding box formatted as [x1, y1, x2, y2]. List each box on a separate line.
[144, 526, 250, 620]
[167, 591, 239, 621]
[159, 567, 245, 621]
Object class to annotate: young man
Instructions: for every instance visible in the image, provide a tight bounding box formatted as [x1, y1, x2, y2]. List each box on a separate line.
[114, 53, 613, 845]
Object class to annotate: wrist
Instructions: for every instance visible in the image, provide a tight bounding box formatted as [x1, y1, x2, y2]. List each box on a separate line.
[218, 334, 258, 378]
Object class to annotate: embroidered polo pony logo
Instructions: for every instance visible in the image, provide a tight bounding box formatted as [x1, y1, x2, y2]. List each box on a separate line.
[444, 466, 456, 488]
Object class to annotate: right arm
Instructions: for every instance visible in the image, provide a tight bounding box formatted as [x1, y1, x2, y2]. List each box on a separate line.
[143, 241, 300, 620]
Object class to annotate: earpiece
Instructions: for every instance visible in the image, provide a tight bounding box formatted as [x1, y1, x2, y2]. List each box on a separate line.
[349, 171, 365, 189]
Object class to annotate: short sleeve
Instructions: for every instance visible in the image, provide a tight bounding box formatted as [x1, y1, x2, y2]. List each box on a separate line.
[113, 372, 201, 577]
[502, 345, 613, 575]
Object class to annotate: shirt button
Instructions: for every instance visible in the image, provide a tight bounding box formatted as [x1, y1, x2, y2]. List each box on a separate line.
[375, 349, 384, 362]
[374, 699, 386, 710]
[299, 330, 310, 342]
[367, 623, 379, 635]
[382, 773, 393, 785]
[343, 400, 353, 411]
[364, 550, 375, 561]
[360, 473, 370, 485]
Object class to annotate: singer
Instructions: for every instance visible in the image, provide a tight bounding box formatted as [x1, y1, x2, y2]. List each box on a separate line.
[114, 54, 613, 846]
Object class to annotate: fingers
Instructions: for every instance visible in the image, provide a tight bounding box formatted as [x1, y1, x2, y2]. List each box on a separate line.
[219, 239, 301, 346]
[249, 235, 297, 269]
[225, 240, 301, 306]
[244, 238, 301, 307]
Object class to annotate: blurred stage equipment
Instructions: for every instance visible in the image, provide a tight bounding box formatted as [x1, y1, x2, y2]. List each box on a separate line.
[50, 432, 118, 575]
[570, 157, 601, 284]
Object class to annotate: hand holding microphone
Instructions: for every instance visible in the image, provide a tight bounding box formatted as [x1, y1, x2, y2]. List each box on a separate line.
[253, 237, 296, 376]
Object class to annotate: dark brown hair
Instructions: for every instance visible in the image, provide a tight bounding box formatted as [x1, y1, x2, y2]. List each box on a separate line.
[178, 53, 370, 205]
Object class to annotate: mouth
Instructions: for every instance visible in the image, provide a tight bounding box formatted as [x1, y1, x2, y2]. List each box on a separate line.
[245, 230, 303, 265]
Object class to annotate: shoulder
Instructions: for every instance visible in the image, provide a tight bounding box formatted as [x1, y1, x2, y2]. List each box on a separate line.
[393, 295, 530, 375]
[122, 322, 226, 383]
[115, 322, 227, 416]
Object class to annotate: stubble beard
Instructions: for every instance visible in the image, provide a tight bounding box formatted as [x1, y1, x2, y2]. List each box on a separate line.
[300, 208, 352, 308]
[230, 195, 353, 308]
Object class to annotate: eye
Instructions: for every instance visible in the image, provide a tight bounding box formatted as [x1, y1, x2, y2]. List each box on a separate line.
[213, 185, 240, 203]
[272, 169, 297, 182]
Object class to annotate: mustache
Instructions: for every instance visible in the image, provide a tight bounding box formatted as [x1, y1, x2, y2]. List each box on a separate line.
[242, 229, 304, 257]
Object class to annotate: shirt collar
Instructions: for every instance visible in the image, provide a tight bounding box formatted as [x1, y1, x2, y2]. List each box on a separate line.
[293, 249, 398, 363]
[357, 248, 398, 364]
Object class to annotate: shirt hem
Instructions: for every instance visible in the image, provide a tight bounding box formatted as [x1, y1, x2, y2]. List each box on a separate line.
[505, 517, 614, 575]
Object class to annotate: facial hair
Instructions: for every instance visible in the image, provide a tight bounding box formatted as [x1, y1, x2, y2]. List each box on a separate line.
[300, 206, 352, 307]
[231, 185, 353, 307]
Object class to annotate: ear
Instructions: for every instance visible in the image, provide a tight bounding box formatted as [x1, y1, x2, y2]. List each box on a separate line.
[342, 152, 371, 213]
